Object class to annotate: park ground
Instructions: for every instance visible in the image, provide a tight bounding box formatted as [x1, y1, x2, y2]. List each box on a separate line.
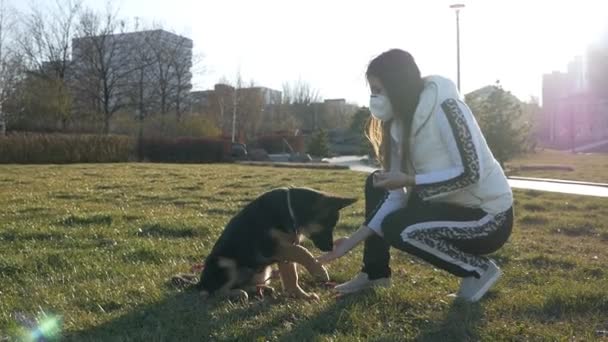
[508, 149, 608, 184]
[0, 161, 607, 341]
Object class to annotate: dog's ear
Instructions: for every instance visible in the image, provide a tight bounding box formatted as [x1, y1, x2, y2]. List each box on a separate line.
[324, 195, 357, 210]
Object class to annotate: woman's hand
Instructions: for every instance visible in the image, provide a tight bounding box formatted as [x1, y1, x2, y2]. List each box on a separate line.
[373, 171, 415, 190]
[317, 226, 376, 264]
[317, 238, 348, 264]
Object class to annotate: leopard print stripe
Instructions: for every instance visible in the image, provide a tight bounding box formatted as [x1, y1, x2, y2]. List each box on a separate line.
[402, 211, 508, 272]
[416, 98, 480, 199]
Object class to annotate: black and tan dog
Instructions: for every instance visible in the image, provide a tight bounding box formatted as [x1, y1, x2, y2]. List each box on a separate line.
[195, 187, 356, 300]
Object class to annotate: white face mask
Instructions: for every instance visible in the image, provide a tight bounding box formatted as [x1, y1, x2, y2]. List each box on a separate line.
[369, 94, 394, 121]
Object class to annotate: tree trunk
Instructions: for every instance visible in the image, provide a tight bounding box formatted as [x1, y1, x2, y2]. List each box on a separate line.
[103, 115, 110, 135]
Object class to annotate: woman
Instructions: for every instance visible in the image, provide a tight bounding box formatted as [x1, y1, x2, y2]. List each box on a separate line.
[318, 49, 513, 302]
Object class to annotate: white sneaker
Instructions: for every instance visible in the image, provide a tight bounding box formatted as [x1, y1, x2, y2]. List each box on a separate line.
[334, 272, 391, 294]
[457, 261, 502, 302]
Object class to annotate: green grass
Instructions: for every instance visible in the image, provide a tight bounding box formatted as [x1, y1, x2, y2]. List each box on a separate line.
[1, 163, 608, 341]
[508, 149, 608, 183]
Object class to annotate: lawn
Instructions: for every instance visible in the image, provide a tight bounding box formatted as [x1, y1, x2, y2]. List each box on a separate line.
[507, 149, 608, 184]
[1, 163, 607, 341]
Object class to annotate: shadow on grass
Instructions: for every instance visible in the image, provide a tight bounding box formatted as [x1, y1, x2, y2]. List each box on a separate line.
[62, 288, 485, 341]
[415, 300, 484, 342]
[137, 223, 201, 238]
[59, 214, 113, 227]
[276, 292, 377, 341]
[63, 291, 218, 341]
[516, 285, 608, 322]
[62, 285, 374, 341]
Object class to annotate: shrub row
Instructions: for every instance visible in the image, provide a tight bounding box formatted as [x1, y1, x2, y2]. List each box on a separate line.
[0, 133, 230, 164]
[0, 133, 134, 164]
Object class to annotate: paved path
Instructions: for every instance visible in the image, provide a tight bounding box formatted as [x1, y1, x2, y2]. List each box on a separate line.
[573, 139, 608, 153]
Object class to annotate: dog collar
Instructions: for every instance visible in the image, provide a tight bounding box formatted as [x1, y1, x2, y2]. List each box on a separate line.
[286, 188, 299, 234]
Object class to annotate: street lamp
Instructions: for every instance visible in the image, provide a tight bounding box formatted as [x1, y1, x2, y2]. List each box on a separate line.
[231, 87, 237, 143]
[450, 3, 465, 92]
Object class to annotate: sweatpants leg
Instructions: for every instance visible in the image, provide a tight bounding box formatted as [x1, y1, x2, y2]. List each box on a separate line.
[361, 172, 392, 279]
[382, 196, 513, 278]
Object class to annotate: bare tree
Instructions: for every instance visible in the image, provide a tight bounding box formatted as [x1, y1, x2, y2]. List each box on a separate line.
[210, 72, 253, 141]
[142, 28, 193, 119]
[71, 5, 133, 134]
[13, 0, 82, 131]
[237, 80, 266, 140]
[171, 42, 194, 119]
[123, 26, 155, 156]
[282, 79, 322, 131]
[0, 0, 21, 135]
[203, 79, 234, 136]
[282, 79, 321, 105]
[143, 29, 172, 116]
[125, 25, 157, 120]
[19, 0, 82, 79]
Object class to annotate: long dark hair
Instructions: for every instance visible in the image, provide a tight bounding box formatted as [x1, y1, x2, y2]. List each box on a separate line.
[365, 49, 424, 169]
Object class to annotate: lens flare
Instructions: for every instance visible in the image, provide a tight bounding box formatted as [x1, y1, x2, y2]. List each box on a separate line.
[16, 313, 62, 342]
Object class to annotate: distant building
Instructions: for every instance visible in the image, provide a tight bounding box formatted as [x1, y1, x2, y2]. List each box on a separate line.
[308, 99, 358, 133]
[70, 29, 193, 116]
[191, 85, 359, 140]
[540, 45, 608, 149]
[190, 84, 282, 138]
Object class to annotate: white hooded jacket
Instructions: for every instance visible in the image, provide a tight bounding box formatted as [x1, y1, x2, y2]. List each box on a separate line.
[408, 75, 513, 214]
[366, 76, 513, 234]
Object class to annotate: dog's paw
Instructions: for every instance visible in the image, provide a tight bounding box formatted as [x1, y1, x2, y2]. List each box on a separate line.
[287, 288, 320, 301]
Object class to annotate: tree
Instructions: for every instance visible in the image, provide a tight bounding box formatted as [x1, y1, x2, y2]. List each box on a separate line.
[6, 75, 72, 132]
[19, 0, 82, 80]
[211, 74, 268, 141]
[236, 81, 266, 140]
[307, 128, 329, 157]
[521, 96, 541, 152]
[349, 106, 373, 155]
[257, 103, 299, 135]
[282, 79, 321, 131]
[170, 40, 195, 119]
[319, 100, 358, 131]
[14, 0, 82, 131]
[465, 83, 532, 167]
[0, 0, 21, 135]
[71, 5, 132, 134]
[142, 27, 193, 119]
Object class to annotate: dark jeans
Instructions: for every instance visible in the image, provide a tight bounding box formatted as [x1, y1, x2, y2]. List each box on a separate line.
[361, 172, 513, 279]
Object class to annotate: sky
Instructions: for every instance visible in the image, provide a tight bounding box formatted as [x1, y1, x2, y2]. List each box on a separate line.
[9, 0, 608, 105]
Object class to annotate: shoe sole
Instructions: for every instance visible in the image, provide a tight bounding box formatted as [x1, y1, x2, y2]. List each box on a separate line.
[468, 269, 502, 302]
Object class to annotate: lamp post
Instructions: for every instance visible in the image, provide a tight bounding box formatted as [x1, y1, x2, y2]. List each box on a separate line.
[231, 87, 237, 143]
[450, 3, 465, 92]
